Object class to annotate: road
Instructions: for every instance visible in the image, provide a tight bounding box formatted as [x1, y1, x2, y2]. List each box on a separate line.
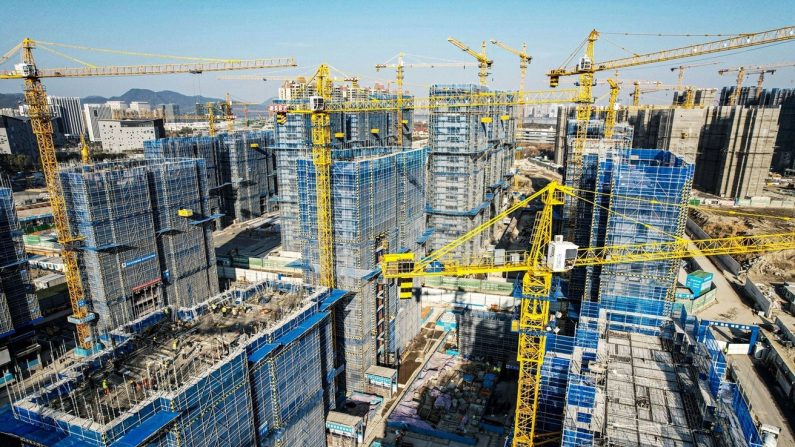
[687, 238, 759, 325]
[363, 308, 448, 446]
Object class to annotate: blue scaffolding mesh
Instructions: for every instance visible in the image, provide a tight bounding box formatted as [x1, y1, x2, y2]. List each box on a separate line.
[60, 159, 218, 331]
[426, 84, 515, 259]
[144, 131, 276, 228]
[0, 188, 41, 337]
[5, 281, 340, 447]
[295, 146, 426, 391]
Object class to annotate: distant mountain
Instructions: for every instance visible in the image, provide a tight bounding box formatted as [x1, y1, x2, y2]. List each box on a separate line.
[2, 89, 274, 113]
[0, 93, 24, 109]
[82, 88, 227, 111]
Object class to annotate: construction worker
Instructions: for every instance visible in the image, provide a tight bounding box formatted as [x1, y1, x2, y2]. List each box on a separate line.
[102, 379, 109, 396]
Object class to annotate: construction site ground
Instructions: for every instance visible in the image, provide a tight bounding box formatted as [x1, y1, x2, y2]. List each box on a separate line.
[690, 206, 795, 285]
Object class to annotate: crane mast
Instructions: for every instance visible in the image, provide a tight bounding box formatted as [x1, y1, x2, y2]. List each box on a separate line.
[19, 39, 95, 350]
[1, 38, 296, 353]
[310, 65, 336, 288]
[447, 37, 493, 86]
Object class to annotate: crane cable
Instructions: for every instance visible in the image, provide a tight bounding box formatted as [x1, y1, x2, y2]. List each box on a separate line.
[36, 44, 97, 68]
[33, 40, 238, 62]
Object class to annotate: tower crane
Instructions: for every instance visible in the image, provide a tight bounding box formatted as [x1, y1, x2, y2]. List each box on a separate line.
[206, 102, 218, 136]
[447, 37, 493, 86]
[490, 40, 532, 93]
[603, 78, 620, 138]
[519, 25, 795, 447]
[547, 26, 795, 279]
[630, 82, 698, 108]
[670, 61, 720, 90]
[382, 180, 795, 447]
[490, 40, 533, 127]
[222, 93, 260, 133]
[276, 64, 578, 286]
[719, 62, 795, 104]
[375, 53, 478, 146]
[0, 38, 295, 352]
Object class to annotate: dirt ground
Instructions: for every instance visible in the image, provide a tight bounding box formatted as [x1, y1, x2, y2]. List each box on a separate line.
[690, 207, 795, 283]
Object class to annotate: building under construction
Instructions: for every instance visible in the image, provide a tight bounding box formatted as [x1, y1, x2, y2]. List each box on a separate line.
[0, 279, 345, 447]
[625, 105, 778, 198]
[426, 84, 516, 259]
[144, 131, 277, 228]
[0, 187, 41, 339]
[59, 159, 219, 332]
[272, 89, 424, 395]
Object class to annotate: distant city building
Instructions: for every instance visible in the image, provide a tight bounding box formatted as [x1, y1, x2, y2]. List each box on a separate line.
[0, 108, 20, 117]
[517, 123, 556, 145]
[97, 118, 165, 153]
[105, 100, 127, 111]
[82, 103, 112, 142]
[128, 101, 150, 113]
[46, 96, 85, 136]
[163, 103, 180, 122]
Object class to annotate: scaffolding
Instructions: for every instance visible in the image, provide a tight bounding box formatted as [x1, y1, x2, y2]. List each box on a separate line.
[295, 146, 426, 391]
[4, 279, 343, 447]
[144, 131, 276, 228]
[596, 149, 694, 336]
[427, 84, 515, 259]
[59, 159, 218, 331]
[454, 306, 518, 363]
[0, 187, 41, 337]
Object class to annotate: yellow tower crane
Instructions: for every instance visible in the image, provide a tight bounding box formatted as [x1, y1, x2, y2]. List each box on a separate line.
[604, 78, 620, 138]
[79, 133, 91, 165]
[382, 180, 795, 447]
[670, 61, 720, 90]
[276, 65, 579, 288]
[548, 26, 795, 271]
[719, 61, 795, 104]
[631, 82, 698, 108]
[514, 25, 795, 447]
[375, 53, 477, 146]
[490, 40, 532, 127]
[447, 37, 493, 86]
[206, 102, 217, 136]
[0, 38, 295, 352]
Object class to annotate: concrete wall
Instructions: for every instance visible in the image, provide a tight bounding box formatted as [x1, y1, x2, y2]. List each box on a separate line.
[627, 105, 779, 199]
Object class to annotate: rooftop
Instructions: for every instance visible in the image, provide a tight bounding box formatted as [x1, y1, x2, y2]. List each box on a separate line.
[13, 280, 322, 427]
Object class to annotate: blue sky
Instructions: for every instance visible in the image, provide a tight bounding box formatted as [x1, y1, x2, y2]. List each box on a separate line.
[1, 0, 794, 104]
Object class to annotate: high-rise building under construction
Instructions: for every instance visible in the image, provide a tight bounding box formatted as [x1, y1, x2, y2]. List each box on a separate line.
[0, 187, 41, 339]
[426, 84, 515, 259]
[273, 89, 425, 394]
[144, 131, 277, 229]
[59, 159, 219, 332]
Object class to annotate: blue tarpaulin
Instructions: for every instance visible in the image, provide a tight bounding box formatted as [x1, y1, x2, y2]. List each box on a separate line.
[0, 404, 91, 446]
[109, 411, 179, 447]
